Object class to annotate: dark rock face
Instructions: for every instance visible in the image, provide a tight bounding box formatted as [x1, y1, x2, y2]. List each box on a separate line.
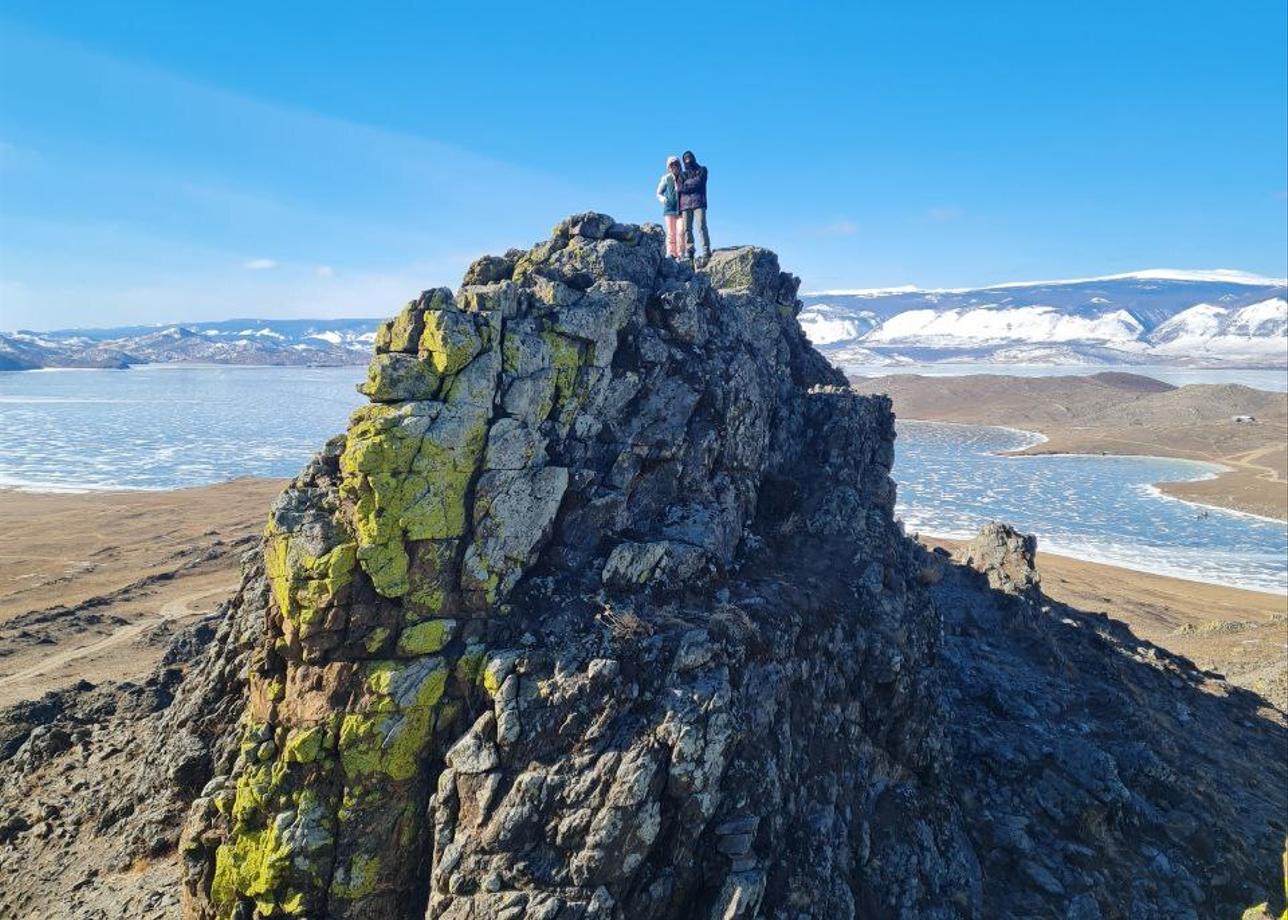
[0, 214, 1284, 920]
[932, 541, 1288, 920]
[174, 215, 979, 919]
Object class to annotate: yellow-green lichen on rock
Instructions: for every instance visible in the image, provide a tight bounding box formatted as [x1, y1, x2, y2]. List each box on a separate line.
[404, 540, 457, 612]
[330, 852, 380, 903]
[501, 330, 524, 374]
[356, 352, 442, 403]
[455, 643, 487, 687]
[210, 730, 338, 919]
[337, 657, 448, 782]
[211, 824, 288, 914]
[375, 288, 455, 354]
[540, 330, 583, 415]
[419, 308, 486, 376]
[338, 401, 490, 600]
[282, 726, 325, 764]
[397, 618, 456, 655]
[263, 520, 357, 636]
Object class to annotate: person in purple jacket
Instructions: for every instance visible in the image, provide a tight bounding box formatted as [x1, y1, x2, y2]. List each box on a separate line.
[677, 150, 710, 266]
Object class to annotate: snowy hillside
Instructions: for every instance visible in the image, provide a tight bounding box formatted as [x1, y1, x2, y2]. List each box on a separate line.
[1148, 298, 1288, 359]
[0, 318, 380, 370]
[800, 270, 1287, 368]
[796, 303, 880, 345]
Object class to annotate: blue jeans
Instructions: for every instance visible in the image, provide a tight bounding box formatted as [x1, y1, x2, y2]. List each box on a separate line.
[683, 207, 709, 259]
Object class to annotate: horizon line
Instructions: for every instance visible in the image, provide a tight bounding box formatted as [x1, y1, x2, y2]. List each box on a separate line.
[804, 268, 1288, 298]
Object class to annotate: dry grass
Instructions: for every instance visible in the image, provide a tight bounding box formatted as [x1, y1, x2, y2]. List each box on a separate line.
[595, 603, 654, 640]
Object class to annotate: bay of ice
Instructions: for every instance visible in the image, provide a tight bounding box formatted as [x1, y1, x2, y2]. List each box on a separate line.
[894, 421, 1286, 594]
[1, 364, 1283, 593]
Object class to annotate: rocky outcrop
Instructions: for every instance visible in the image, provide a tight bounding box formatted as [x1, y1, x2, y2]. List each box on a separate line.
[932, 536, 1288, 919]
[957, 521, 1041, 599]
[174, 214, 978, 919]
[1, 214, 1284, 920]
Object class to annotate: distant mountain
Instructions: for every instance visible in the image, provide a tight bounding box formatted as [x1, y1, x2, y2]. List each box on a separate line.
[1148, 298, 1288, 359]
[0, 318, 380, 370]
[799, 270, 1288, 369]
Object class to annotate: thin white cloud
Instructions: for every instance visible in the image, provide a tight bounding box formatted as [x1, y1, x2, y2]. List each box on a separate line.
[927, 206, 964, 223]
[812, 219, 859, 237]
[0, 27, 579, 329]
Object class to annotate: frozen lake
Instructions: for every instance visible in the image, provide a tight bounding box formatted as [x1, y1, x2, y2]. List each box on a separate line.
[1, 364, 1283, 592]
[0, 364, 367, 492]
[894, 421, 1286, 594]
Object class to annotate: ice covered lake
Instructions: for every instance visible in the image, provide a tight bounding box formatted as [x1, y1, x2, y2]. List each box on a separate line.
[894, 421, 1286, 593]
[1, 364, 1284, 592]
[0, 365, 368, 492]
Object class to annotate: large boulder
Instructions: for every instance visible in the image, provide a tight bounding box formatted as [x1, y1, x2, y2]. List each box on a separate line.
[958, 521, 1042, 598]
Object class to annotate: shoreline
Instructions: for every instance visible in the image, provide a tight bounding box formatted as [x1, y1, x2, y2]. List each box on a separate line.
[0, 474, 273, 496]
[1012, 440, 1285, 522]
[3, 468, 1282, 591]
[901, 417, 1275, 519]
[0, 479, 1282, 711]
[922, 532, 1286, 603]
[1138, 481, 1287, 526]
[855, 373, 1288, 521]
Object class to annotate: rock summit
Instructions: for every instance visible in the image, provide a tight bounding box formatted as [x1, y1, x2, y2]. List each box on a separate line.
[1, 214, 1284, 920]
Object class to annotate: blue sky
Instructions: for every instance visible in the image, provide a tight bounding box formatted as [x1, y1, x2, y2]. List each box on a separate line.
[1, 1, 1285, 331]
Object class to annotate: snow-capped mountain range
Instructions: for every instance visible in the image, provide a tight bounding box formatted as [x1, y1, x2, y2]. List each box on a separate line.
[0, 318, 380, 370]
[4, 270, 1285, 371]
[799, 270, 1287, 368]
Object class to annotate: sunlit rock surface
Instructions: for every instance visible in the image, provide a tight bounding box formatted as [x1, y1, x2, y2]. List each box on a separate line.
[0, 215, 1283, 920]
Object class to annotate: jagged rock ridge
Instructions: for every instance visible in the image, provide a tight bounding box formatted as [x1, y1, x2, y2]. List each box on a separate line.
[0, 214, 1284, 920]
[178, 212, 974, 918]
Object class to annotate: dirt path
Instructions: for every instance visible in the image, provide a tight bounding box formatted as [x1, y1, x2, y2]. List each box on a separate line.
[0, 480, 281, 704]
[0, 583, 234, 694]
[1221, 444, 1285, 480]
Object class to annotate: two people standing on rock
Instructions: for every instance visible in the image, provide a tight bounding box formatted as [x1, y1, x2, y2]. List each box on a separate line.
[655, 150, 710, 266]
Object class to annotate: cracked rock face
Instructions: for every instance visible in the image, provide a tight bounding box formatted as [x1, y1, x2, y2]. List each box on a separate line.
[177, 214, 971, 919]
[14, 213, 1276, 920]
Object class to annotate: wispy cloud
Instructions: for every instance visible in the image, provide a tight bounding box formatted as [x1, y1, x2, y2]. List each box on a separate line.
[926, 206, 964, 223]
[0, 26, 579, 330]
[811, 219, 859, 237]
